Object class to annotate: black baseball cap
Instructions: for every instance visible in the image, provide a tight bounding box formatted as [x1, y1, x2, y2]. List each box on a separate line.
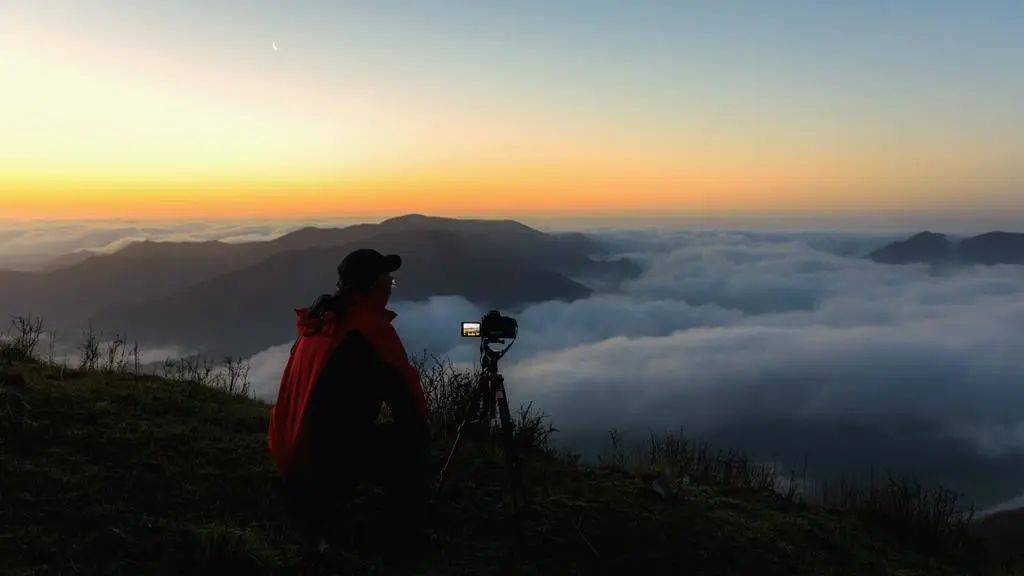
[337, 248, 401, 290]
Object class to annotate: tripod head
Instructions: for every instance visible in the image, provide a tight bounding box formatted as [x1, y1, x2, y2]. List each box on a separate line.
[480, 334, 514, 373]
[461, 309, 517, 373]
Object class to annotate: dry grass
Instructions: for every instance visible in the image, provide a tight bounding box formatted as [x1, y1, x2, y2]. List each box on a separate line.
[599, 428, 779, 493]
[412, 351, 555, 454]
[600, 428, 982, 560]
[816, 474, 977, 554]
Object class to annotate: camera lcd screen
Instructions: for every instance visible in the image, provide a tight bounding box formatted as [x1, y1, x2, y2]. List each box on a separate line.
[461, 322, 481, 337]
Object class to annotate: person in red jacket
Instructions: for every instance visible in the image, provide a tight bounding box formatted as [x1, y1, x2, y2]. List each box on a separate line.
[269, 248, 430, 547]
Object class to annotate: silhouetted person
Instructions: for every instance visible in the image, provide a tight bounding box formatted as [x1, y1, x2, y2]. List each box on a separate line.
[268, 248, 430, 554]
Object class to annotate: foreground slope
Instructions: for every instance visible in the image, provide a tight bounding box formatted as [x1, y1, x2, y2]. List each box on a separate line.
[1, 359, 982, 575]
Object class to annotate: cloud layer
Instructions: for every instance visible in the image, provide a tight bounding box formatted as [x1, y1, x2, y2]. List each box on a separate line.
[247, 230, 1024, 507]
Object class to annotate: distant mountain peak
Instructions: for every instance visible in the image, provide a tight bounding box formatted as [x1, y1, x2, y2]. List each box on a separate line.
[380, 213, 434, 224]
[869, 230, 1024, 266]
[380, 213, 538, 234]
[869, 231, 952, 264]
[908, 231, 947, 241]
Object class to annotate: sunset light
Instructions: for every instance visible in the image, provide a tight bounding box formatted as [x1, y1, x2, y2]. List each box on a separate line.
[6, 3, 1024, 572]
[3, 2, 1021, 221]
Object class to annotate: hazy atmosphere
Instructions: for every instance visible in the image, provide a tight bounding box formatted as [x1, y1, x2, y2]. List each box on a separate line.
[4, 2, 1024, 572]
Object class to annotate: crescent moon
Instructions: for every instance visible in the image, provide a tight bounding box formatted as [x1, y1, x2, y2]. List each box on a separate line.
[272, 41, 278, 51]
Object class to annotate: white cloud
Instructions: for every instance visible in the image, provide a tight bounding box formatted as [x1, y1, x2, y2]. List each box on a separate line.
[240, 229, 1024, 506]
[507, 304, 1024, 443]
[982, 492, 1024, 518]
[248, 342, 294, 402]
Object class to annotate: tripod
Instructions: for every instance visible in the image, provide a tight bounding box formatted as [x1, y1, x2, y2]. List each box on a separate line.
[436, 335, 524, 518]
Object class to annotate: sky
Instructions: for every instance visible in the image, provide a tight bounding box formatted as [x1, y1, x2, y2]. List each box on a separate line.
[2, 1, 1023, 222]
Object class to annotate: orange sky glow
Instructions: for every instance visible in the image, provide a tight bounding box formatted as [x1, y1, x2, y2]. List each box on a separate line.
[2, 3, 1021, 222]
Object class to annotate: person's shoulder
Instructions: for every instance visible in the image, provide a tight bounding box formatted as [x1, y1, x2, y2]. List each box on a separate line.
[345, 305, 395, 329]
[309, 293, 346, 318]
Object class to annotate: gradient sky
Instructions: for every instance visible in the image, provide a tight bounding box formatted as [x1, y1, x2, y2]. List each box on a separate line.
[2, 1, 1022, 222]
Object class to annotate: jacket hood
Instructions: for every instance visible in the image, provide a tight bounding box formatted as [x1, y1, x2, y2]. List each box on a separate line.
[295, 301, 397, 336]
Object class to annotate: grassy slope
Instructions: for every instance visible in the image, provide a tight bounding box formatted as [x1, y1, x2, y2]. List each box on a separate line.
[1, 359, 984, 575]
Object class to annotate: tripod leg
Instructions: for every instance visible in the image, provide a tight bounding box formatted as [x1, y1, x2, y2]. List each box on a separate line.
[494, 376, 524, 518]
[485, 373, 497, 429]
[435, 374, 487, 494]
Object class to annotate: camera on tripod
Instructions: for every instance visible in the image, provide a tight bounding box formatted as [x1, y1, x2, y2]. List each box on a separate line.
[461, 310, 517, 341]
[439, 309, 525, 519]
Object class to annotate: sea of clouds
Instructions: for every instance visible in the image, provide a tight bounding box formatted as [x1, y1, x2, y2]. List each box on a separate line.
[8, 218, 1024, 508]
[244, 230, 1024, 509]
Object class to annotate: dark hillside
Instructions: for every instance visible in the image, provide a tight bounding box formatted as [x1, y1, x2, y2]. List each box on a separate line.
[91, 229, 592, 357]
[868, 232, 953, 264]
[373, 214, 608, 273]
[0, 240, 277, 328]
[0, 357, 987, 575]
[976, 509, 1024, 569]
[958, 232, 1024, 265]
[869, 230, 1024, 266]
[0, 215, 633, 355]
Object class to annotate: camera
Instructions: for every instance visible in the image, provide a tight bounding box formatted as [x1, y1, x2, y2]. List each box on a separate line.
[461, 310, 518, 340]
[442, 309, 524, 508]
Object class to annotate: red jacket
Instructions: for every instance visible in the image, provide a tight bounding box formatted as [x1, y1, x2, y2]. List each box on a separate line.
[268, 299, 427, 476]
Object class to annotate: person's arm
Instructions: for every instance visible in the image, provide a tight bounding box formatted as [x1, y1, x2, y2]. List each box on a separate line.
[378, 362, 430, 447]
[364, 322, 430, 439]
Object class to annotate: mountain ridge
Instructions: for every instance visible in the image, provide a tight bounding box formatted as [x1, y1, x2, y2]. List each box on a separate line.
[92, 228, 597, 357]
[0, 215, 639, 357]
[869, 230, 1024, 265]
